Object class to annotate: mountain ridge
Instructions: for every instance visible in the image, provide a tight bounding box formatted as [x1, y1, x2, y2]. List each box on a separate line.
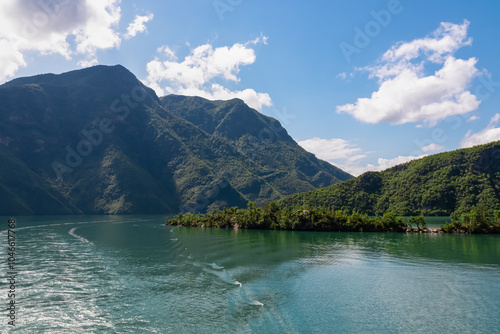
[0, 65, 353, 215]
[279, 140, 500, 216]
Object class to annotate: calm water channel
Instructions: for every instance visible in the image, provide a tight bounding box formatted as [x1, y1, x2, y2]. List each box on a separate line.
[1, 216, 499, 333]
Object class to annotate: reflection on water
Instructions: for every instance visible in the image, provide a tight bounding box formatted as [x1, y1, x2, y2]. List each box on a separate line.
[0, 216, 498, 333]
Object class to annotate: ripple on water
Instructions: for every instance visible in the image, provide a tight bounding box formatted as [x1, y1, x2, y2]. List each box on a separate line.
[10, 230, 117, 332]
[4, 218, 499, 333]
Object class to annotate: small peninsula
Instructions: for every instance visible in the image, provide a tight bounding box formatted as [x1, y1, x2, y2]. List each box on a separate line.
[167, 202, 500, 234]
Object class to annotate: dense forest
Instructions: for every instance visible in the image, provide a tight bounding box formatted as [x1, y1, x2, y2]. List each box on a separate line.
[442, 206, 500, 233]
[166, 201, 500, 234]
[279, 141, 500, 216]
[167, 201, 408, 232]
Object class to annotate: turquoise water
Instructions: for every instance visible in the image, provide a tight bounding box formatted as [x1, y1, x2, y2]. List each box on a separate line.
[1, 216, 499, 333]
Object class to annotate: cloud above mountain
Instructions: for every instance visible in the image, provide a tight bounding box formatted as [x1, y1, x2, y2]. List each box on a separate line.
[298, 137, 426, 176]
[144, 37, 272, 111]
[124, 13, 154, 39]
[0, 0, 153, 80]
[461, 113, 500, 148]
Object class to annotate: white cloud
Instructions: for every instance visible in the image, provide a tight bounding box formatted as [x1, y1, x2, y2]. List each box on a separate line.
[337, 20, 482, 126]
[337, 72, 348, 80]
[467, 115, 479, 122]
[381, 20, 472, 64]
[124, 13, 153, 39]
[77, 57, 99, 68]
[337, 72, 355, 81]
[145, 39, 273, 111]
[357, 155, 427, 175]
[247, 34, 268, 46]
[461, 113, 500, 148]
[421, 143, 444, 153]
[73, 0, 122, 62]
[0, 39, 26, 80]
[157, 46, 177, 61]
[298, 137, 426, 176]
[298, 138, 365, 161]
[340, 154, 427, 176]
[0, 0, 153, 81]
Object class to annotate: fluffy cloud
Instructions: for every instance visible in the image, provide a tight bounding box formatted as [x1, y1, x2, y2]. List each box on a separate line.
[145, 38, 272, 111]
[0, 39, 26, 80]
[461, 114, 500, 148]
[73, 0, 122, 60]
[157, 46, 177, 61]
[381, 21, 471, 64]
[298, 137, 426, 176]
[124, 13, 154, 39]
[0, 0, 152, 81]
[357, 155, 427, 175]
[337, 20, 482, 126]
[421, 143, 444, 153]
[298, 138, 366, 161]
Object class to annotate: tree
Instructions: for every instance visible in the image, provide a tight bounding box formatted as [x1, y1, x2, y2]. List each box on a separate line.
[408, 215, 426, 230]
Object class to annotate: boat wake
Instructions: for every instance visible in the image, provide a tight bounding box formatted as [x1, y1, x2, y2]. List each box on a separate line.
[210, 262, 225, 270]
[68, 227, 94, 245]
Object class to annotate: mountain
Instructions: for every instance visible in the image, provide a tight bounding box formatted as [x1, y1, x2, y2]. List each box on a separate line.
[0, 65, 352, 215]
[280, 141, 500, 216]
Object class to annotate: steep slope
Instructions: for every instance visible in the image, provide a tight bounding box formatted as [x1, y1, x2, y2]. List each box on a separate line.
[161, 95, 352, 198]
[0, 65, 352, 215]
[0, 65, 196, 214]
[280, 141, 500, 216]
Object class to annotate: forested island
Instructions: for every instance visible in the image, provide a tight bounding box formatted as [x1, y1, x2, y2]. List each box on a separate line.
[166, 202, 500, 234]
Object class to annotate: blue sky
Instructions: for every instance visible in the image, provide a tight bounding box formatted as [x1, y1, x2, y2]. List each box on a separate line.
[2, 0, 500, 175]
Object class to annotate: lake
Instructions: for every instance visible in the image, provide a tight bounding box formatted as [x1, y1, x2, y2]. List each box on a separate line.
[1, 215, 499, 333]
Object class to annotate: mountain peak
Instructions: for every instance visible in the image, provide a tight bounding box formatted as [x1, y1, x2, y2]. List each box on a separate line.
[0, 66, 352, 215]
[161, 94, 289, 141]
[3, 64, 133, 87]
[1, 64, 161, 109]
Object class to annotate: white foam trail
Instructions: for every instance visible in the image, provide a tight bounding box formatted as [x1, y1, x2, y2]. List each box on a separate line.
[13, 223, 64, 230]
[68, 227, 93, 245]
[3, 220, 106, 232]
[210, 263, 224, 270]
[203, 267, 243, 287]
[237, 283, 263, 306]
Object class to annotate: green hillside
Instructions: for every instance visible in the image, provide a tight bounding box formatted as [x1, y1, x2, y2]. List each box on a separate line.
[280, 141, 500, 216]
[0, 65, 352, 215]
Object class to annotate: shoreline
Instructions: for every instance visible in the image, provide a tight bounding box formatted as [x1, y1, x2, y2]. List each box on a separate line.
[166, 222, 500, 234]
[166, 205, 500, 234]
[406, 228, 442, 233]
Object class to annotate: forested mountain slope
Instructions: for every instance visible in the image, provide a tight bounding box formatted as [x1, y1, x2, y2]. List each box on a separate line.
[280, 141, 500, 216]
[0, 65, 352, 215]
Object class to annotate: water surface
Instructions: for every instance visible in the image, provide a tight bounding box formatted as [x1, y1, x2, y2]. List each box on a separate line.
[1, 216, 499, 333]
